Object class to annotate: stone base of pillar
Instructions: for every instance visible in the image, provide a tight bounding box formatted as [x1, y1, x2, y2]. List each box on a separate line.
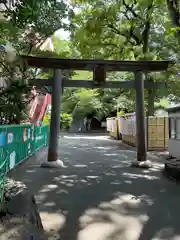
[41, 159, 67, 168]
[131, 160, 152, 169]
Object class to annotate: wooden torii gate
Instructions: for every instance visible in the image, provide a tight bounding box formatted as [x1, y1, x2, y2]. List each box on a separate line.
[22, 56, 172, 168]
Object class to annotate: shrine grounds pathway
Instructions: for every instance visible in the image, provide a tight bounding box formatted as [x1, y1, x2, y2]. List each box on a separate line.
[7, 133, 180, 240]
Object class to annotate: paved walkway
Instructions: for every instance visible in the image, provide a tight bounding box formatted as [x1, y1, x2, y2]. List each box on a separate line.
[8, 134, 180, 240]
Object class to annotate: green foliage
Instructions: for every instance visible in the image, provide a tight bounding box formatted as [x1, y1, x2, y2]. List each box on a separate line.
[0, 81, 31, 124]
[0, 0, 72, 124]
[72, 71, 93, 80]
[60, 112, 73, 130]
[52, 37, 72, 58]
[73, 0, 167, 59]
[61, 85, 135, 120]
[0, 44, 34, 124]
[2, 0, 71, 37]
[0, 0, 71, 56]
[2, 0, 180, 123]
[61, 89, 103, 118]
[69, 0, 180, 115]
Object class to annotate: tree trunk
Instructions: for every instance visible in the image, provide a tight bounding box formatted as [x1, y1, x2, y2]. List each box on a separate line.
[146, 79, 155, 116]
[147, 88, 155, 116]
[167, 0, 180, 29]
[142, 19, 155, 116]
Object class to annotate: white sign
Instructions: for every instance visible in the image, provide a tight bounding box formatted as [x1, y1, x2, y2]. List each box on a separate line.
[31, 126, 34, 141]
[7, 133, 13, 144]
[36, 136, 43, 141]
[101, 121, 106, 127]
[119, 116, 136, 136]
[9, 151, 16, 170]
[28, 143, 31, 154]
[111, 119, 116, 132]
[28, 128, 31, 139]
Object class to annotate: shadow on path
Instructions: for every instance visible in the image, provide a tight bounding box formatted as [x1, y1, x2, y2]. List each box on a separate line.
[7, 134, 180, 240]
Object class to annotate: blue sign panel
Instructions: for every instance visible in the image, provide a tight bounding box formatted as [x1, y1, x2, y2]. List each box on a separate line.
[0, 133, 6, 147]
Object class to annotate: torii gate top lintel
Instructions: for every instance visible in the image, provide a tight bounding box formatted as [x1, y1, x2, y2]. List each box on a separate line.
[22, 55, 172, 72]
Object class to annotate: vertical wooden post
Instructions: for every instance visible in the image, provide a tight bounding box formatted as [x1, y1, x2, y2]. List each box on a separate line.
[134, 71, 147, 162]
[47, 69, 62, 162]
[164, 117, 166, 150]
[168, 117, 171, 139]
[146, 116, 149, 151]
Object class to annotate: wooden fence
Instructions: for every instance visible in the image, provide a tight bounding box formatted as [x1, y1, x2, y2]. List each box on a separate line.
[107, 115, 168, 151]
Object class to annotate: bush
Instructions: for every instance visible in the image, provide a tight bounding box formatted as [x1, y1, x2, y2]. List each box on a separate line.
[60, 112, 72, 130]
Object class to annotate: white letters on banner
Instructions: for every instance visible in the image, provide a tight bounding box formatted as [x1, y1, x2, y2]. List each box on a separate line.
[7, 133, 13, 144]
[107, 114, 138, 136]
[9, 151, 16, 170]
[119, 114, 136, 136]
[111, 119, 116, 132]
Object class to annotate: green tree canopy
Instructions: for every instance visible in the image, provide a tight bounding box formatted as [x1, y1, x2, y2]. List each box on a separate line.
[70, 0, 180, 115]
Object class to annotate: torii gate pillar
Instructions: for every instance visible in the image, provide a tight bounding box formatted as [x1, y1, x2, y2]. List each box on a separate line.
[132, 71, 152, 168]
[41, 69, 64, 168]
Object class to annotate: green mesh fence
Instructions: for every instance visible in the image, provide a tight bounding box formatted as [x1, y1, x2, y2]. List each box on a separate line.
[34, 124, 49, 150]
[0, 124, 49, 209]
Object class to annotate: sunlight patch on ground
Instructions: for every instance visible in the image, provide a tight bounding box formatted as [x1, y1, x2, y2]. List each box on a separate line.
[61, 175, 77, 179]
[35, 193, 47, 203]
[55, 189, 69, 195]
[36, 184, 59, 204]
[40, 212, 66, 239]
[96, 146, 111, 150]
[63, 135, 114, 141]
[73, 164, 88, 168]
[151, 163, 164, 171]
[54, 175, 77, 181]
[44, 202, 56, 207]
[78, 211, 147, 240]
[111, 194, 142, 207]
[152, 228, 180, 240]
[78, 193, 150, 240]
[78, 222, 117, 240]
[122, 172, 160, 180]
[104, 153, 119, 156]
[99, 193, 153, 210]
[124, 180, 133, 184]
[86, 176, 99, 179]
[104, 172, 117, 176]
[39, 184, 58, 193]
[112, 164, 123, 169]
[26, 169, 36, 173]
[111, 180, 121, 185]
